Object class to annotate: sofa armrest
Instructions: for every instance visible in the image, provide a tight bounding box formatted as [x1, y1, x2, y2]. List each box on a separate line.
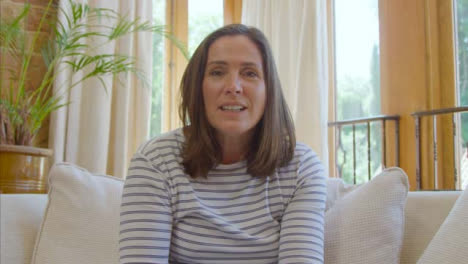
[400, 191, 461, 264]
[1, 194, 48, 264]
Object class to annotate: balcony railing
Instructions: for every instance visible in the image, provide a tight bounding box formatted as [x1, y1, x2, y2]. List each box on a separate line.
[412, 106, 468, 190]
[328, 115, 400, 184]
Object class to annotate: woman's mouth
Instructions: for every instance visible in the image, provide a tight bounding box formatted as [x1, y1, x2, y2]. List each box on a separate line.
[220, 105, 247, 112]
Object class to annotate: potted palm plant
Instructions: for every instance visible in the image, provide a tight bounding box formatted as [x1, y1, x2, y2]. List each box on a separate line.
[0, 0, 186, 193]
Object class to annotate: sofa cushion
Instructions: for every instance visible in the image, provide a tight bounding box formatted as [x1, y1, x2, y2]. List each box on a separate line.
[0, 194, 48, 264]
[416, 187, 468, 264]
[31, 163, 124, 264]
[325, 177, 359, 210]
[324, 167, 409, 264]
[400, 191, 460, 264]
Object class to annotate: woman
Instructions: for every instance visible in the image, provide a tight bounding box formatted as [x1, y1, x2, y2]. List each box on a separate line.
[119, 24, 326, 264]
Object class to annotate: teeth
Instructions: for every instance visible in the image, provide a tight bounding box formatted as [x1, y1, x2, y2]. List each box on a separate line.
[221, 105, 244, 111]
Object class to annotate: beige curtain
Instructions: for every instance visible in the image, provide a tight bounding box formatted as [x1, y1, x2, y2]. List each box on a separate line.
[242, 0, 329, 171]
[49, 0, 153, 178]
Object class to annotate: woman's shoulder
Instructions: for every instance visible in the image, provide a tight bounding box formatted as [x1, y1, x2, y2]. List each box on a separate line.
[293, 142, 318, 160]
[279, 142, 322, 170]
[278, 142, 326, 189]
[291, 142, 325, 174]
[136, 128, 185, 159]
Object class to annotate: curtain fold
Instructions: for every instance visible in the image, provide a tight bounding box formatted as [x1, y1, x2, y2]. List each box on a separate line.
[242, 0, 329, 171]
[49, 0, 153, 178]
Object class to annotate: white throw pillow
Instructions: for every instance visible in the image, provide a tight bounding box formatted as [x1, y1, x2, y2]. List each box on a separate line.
[325, 167, 409, 264]
[31, 163, 124, 264]
[417, 186, 468, 264]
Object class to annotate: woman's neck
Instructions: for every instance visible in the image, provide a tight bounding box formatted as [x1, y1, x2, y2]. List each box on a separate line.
[217, 132, 252, 164]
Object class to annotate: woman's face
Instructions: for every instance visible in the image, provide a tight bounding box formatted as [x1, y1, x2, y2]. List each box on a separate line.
[202, 35, 266, 140]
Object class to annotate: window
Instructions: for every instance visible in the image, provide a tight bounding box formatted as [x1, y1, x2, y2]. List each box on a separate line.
[333, 0, 382, 184]
[149, 0, 225, 137]
[150, 0, 167, 137]
[335, 0, 380, 121]
[188, 0, 223, 56]
[331, 0, 462, 190]
[455, 0, 468, 189]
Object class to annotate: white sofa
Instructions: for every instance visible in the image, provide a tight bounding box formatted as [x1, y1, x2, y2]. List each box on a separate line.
[1, 192, 462, 263]
[0, 164, 463, 264]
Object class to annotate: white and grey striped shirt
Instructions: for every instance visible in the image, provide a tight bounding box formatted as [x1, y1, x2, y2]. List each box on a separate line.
[119, 128, 326, 264]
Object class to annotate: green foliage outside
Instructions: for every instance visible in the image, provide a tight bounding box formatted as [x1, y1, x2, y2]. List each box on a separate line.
[457, 0, 468, 145]
[188, 15, 222, 56]
[149, 0, 165, 137]
[336, 44, 382, 184]
[333, 0, 382, 184]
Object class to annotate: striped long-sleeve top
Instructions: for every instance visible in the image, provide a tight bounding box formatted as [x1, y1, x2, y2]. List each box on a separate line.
[119, 128, 327, 264]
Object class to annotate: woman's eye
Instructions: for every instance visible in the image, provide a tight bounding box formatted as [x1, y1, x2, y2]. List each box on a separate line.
[209, 70, 223, 76]
[244, 71, 258, 78]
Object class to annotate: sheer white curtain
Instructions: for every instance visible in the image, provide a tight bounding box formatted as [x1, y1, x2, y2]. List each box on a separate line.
[49, 0, 153, 178]
[242, 0, 329, 170]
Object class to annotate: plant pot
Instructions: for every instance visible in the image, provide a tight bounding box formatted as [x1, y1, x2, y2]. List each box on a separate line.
[0, 144, 53, 194]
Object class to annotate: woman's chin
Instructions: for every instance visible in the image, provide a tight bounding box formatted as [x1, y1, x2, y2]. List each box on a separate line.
[214, 125, 254, 138]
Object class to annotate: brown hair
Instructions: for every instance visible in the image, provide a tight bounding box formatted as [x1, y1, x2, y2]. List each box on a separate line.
[179, 24, 296, 178]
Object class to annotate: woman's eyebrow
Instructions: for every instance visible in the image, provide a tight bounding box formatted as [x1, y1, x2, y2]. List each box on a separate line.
[207, 60, 228, 66]
[241, 62, 261, 68]
[207, 60, 261, 68]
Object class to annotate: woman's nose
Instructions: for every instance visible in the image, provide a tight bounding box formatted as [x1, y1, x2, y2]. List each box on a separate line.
[225, 74, 242, 94]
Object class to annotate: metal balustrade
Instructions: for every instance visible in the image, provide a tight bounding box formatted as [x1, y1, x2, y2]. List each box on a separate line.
[328, 115, 400, 184]
[411, 106, 468, 190]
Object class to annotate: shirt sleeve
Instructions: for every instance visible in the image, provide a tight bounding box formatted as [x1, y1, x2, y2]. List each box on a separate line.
[278, 149, 327, 264]
[119, 152, 173, 264]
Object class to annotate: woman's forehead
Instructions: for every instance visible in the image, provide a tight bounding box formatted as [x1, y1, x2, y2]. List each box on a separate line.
[206, 35, 263, 67]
